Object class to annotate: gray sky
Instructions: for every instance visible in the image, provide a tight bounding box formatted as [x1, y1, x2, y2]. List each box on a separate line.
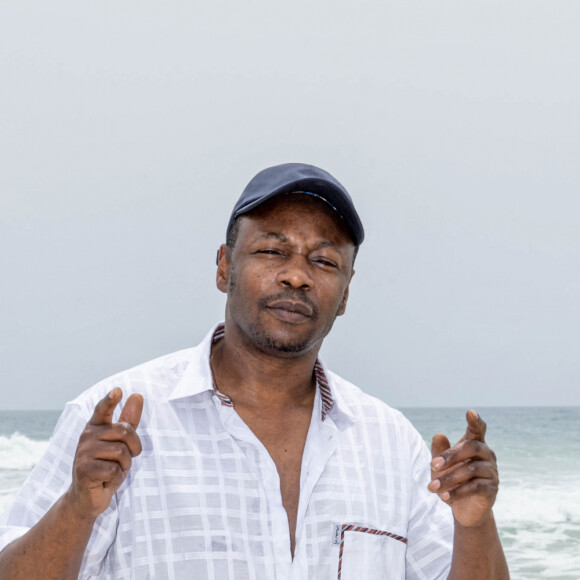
[1, 1, 578, 410]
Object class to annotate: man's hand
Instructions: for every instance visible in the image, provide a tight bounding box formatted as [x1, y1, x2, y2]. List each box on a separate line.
[66, 388, 143, 520]
[428, 409, 499, 528]
[0, 389, 144, 579]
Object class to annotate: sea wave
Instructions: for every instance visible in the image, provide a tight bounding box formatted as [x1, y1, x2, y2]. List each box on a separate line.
[494, 477, 580, 579]
[496, 476, 580, 525]
[0, 432, 49, 470]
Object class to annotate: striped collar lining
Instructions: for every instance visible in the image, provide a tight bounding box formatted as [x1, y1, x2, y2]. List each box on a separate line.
[211, 323, 334, 421]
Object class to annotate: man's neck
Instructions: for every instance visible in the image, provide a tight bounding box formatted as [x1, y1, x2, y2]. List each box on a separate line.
[209, 327, 319, 411]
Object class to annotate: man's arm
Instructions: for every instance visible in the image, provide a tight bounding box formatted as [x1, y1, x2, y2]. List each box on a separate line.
[0, 388, 143, 580]
[429, 410, 509, 579]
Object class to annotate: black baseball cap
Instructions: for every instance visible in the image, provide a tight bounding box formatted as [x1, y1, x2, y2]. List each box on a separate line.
[226, 163, 365, 246]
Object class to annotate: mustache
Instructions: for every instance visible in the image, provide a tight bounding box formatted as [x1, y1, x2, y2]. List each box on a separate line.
[258, 290, 318, 320]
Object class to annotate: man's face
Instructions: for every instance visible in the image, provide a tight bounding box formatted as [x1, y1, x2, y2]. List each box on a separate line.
[216, 193, 356, 357]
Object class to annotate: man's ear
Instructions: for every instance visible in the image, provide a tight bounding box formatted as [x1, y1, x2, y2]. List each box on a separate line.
[216, 244, 231, 294]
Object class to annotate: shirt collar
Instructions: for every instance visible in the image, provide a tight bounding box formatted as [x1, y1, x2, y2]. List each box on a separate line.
[167, 323, 220, 402]
[313, 356, 356, 428]
[168, 322, 355, 426]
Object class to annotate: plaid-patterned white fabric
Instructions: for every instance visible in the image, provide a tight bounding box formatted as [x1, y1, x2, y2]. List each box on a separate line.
[0, 323, 453, 579]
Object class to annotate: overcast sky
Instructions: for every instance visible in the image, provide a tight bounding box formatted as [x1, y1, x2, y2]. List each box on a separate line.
[1, 1, 578, 410]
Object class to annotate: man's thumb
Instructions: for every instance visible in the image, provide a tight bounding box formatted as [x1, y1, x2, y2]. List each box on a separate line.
[431, 433, 450, 459]
[118, 393, 144, 429]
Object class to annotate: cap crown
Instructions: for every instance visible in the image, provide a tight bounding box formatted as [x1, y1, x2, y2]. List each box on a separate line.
[227, 163, 364, 246]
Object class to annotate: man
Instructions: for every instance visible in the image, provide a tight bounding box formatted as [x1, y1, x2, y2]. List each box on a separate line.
[0, 163, 508, 579]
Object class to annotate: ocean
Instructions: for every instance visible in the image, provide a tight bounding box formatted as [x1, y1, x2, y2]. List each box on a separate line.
[1, 407, 578, 579]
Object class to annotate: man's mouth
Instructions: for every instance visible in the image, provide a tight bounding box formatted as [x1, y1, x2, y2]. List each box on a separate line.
[266, 300, 313, 322]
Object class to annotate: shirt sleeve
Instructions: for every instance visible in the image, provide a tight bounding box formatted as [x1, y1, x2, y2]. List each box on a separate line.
[404, 429, 454, 580]
[0, 399, 120, 578]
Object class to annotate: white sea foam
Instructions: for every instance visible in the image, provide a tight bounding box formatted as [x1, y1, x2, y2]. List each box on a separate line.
[0, 433, 50, 513]
[0, 432, 49, 470]
[497, 476, 580, 525]
[495, 476, 580, 579]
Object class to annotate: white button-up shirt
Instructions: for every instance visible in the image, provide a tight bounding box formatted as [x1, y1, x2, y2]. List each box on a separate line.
[0, 323, 453, 579]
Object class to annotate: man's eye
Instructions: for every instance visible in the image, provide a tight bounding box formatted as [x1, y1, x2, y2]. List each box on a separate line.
[257, 249, 282, 255]
[314, 258, 337, 268]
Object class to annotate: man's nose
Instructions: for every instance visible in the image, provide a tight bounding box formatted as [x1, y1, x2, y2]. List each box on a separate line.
[276, 253, 313, 290]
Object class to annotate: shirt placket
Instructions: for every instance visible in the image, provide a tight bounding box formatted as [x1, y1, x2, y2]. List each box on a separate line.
[291, 403, 341, 578]
[214, 398, 294, 579]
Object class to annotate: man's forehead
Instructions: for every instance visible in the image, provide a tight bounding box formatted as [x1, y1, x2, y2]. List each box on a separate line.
[253, 232, 345, 250]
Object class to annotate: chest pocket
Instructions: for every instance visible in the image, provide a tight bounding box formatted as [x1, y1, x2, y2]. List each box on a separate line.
[338, 526, 407, 580]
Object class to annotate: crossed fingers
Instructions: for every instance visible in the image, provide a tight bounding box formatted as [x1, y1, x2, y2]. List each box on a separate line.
[428, 410, 499, 526]
[70, 388, 143, 517]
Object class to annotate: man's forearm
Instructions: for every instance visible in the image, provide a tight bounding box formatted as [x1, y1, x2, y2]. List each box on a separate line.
[448, 511, 509, 580]
[0, 492, 95, 580]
